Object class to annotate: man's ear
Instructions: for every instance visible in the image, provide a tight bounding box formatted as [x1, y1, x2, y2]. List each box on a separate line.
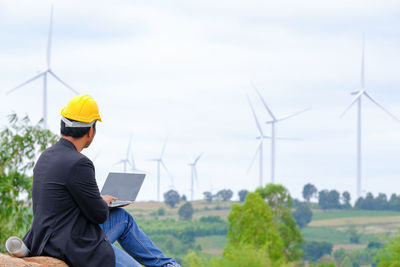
[88, 126, 94, 138]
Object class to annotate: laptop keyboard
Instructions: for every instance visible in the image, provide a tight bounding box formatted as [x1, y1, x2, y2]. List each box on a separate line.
[109, 200, 133, 208]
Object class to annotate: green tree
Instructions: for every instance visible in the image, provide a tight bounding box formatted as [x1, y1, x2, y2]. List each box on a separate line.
[238, 189, 249, 202]
[215, 189, 233, 201]
[227, 192, 286, 263]
[303, 183, 318, 202]
[164, 189, 180, 208]
[292, 202, 313, 228]
[256, 184, 303, 261]
[342, 191, 351, 209]
[301, 241, 333, 262]
[0, 114, 58, 251]
[203, 191, 213, 202]
[375, 232, 400, 266]
[178, 202, 193, 220]
[347, 225, 363, 244]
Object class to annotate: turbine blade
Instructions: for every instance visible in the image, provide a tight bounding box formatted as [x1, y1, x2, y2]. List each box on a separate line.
[6, 73, 44, 94]
[361, 33, 365, 89]
[161, 161, 174, 186]
[364, 92, 400, 122]
[340, 91, 363, 118]
[247, 95, 264, 136]
[251, 82, 276, 120]
[47, 5, 54, 68]
[276, 107, 311, 123]
[160, 138, 168, 158]
[194, 153, 203, 165]
[113, 159, 125, 166]
[247, 142, 261, 174]
[276, 137, 302, 141]
[49, 71, 80, 94]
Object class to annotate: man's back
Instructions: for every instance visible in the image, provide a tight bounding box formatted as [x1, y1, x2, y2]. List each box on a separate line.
[24, 138, 114, 267]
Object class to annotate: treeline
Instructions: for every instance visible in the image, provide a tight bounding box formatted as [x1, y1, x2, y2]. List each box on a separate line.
[355, 193, 400, 211]
[302, 183, 400, 211]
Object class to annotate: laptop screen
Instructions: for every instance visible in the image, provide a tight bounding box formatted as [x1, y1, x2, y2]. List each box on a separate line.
[100, 172, 145, 201]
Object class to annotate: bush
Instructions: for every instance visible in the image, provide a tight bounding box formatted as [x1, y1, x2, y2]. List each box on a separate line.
[0, 114, 58, 252]
[302, 241, 333, 262]
[178, 202, 194, 220]
[164, 190, 180, 208]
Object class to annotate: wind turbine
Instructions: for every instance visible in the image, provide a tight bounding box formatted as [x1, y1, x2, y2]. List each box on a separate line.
[149, 139, 173, 201]
[253, 83, 310, 183]
[247, 95, 270, 187]
[188, 153, 202, 201]
[6, 5, 79, 129]
[340, 35, 399, 198]
[114, 136, 138, 172]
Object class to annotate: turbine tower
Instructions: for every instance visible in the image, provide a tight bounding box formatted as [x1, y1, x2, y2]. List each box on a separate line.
[115, 136, 138, 172]
[150, 139, 173, 201]
[6, 5, 79, 129]
[340, 35, 399, 198]
[253, 83, 310, 183]
[247, 95, 270, 187]
[188, 153, 202, 201]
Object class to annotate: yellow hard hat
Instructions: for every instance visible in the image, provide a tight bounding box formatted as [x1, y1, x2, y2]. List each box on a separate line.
[61, 94, 102, 124]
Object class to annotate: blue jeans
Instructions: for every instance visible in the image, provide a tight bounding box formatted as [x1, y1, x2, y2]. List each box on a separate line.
[99, 208, 179, 267]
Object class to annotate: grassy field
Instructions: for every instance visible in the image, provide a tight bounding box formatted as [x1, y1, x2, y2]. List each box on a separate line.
[196, 235, 227, 255]
[127, 201, 400, 256]
[312, 209, 400, 221]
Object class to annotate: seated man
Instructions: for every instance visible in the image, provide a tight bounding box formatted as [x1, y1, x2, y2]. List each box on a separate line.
[23, 94, 180, 267]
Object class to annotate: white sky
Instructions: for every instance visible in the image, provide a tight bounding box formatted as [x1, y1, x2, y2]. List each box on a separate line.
[1, 0, 400, 202]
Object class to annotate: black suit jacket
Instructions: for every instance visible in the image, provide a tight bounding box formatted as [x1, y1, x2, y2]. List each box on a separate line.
[23, 138, 115, 267]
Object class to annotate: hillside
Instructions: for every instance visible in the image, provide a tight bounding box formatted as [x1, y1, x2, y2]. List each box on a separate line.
[125, 201, 400, 261]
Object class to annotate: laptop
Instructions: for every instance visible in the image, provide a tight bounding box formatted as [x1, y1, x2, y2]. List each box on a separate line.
[101, 172, 145, 208]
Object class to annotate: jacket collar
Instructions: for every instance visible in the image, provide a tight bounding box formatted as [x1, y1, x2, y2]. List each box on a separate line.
[59, 138, 78, 151]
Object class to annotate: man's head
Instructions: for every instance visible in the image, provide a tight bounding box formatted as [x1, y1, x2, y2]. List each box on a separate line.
[60, 94, 102, 149]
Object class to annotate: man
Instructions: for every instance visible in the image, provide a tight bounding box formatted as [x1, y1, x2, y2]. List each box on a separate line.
[23, 94, 180, 267]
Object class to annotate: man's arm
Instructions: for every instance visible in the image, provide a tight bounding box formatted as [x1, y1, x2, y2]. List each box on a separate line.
[66, 157, 109, 224]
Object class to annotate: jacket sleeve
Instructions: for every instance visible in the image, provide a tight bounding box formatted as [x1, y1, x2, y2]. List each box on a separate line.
[66, 157, 109, 224]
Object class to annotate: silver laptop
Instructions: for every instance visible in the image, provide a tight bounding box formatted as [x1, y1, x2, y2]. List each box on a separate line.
[101, 172, 145, 208]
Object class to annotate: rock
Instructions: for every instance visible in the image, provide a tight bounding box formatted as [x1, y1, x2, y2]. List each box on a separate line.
[0, 253, 68, 267]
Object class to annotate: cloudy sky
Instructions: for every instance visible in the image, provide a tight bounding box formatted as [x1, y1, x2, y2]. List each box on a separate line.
[1, 0, 399, 202]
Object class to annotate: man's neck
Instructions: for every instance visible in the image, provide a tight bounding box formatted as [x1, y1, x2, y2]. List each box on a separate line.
[61, 136, 85, 152]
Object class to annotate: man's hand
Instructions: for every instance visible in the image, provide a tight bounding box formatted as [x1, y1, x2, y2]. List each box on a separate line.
[101, 195, 118, 205]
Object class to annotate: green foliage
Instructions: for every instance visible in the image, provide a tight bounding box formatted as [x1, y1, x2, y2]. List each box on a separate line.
[355, 192, 400, 211]
[215, 189, 233, 201]
[199, 216, 223, 223]
[227, 192, 285, 263]
[183, 245, 288, 267]
[157, 207, 165, 216]
[293, 202, 313, 228]
[301, 241, 333, 262]
[347, 225, 363, 244]
[301, 226, 375, 245]
[164, 189, 180, 208]
[135, 217, 228, 261]
[303, 183, 318, 202]
[318, 189, 341, 210]
[183, 251, 205, 267]
[342, 191, 351, 209]
[256, 184, 303, 261]
[203, 191, 213, 202]
[179, 202, 194, 220]
[311, 209, 400, 221]
[238, 189, 249, 202]
[0, 114, 58, 252]
[375, 232, 400, 266]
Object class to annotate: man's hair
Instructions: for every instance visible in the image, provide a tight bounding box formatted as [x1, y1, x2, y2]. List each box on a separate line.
[60, 120, 97, 138]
